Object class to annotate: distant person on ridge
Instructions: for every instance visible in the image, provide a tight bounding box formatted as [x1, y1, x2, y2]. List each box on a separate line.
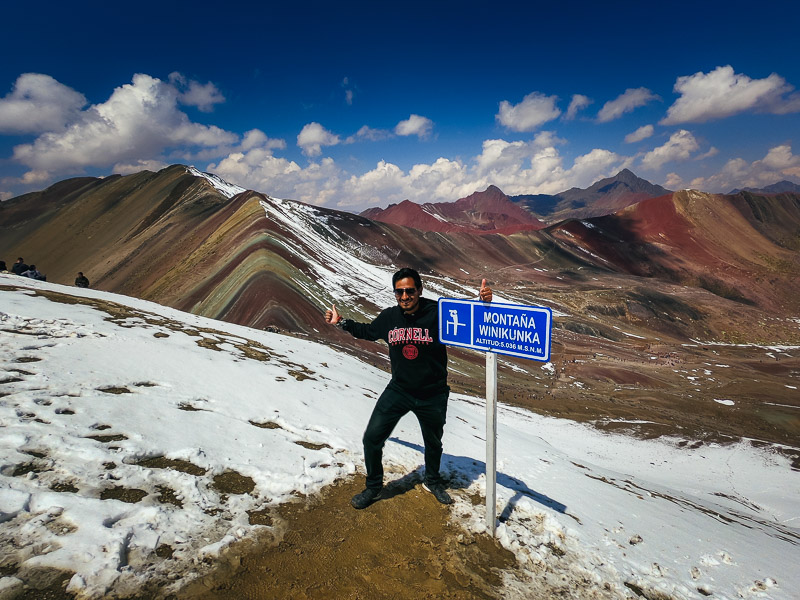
[0, 261, 8, 273]
[325, 267, 493, 509]
[21, 264, 46, 281]
[75, 272, 90, 288]
[11, 258, 28, 275]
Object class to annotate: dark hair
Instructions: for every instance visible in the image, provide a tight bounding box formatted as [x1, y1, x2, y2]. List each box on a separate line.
[392, 267, 421, 289]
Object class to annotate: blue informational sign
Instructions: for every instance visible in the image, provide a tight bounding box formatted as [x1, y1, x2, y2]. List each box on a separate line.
[438, 298, 552, 362]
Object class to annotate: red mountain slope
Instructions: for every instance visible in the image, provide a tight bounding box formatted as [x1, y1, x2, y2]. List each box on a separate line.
[361, 185, 545, 234]
[546, 190, 800, 312]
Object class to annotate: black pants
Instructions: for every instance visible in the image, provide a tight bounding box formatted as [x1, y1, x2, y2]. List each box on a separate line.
[363, 385, 448, 490]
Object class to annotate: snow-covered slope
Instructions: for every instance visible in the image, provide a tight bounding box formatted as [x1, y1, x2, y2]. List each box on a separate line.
[186, 166, 246, 198]
[1, 276, 798, 599]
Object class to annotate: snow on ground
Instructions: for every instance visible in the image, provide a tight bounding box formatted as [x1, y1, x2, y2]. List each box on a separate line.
[1, 275, 798, 599]
[186, 166, 246, 199]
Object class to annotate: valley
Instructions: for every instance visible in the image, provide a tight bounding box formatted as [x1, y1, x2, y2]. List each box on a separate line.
[1, 165, 798, 459]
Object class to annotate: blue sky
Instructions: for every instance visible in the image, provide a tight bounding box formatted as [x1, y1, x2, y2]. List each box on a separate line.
[1, 0, 799, 210]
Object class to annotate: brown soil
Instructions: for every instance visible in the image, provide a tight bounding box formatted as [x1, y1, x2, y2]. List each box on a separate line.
[181, 476, 520, 600]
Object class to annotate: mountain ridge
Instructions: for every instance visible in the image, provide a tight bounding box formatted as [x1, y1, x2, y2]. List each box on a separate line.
[728, 180, 800, 194]
[2, 164, 799, 332]
[512, 168, 672, 222]
[361, 185, 546, 234]
[361, 169, 672, 234]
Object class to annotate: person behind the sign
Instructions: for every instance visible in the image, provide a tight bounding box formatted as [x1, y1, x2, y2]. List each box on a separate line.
[325, 267, 492, 509]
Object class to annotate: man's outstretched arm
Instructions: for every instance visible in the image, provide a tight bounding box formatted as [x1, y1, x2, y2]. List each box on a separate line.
[324, 304, 384, 341]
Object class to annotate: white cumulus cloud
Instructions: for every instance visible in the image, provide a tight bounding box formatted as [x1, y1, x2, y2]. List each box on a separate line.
[597, 87, 659, 123]
[696, 147, 719, 161]
[297, 122, 340, 157]
[640, 130, 700, 170]
[497, 92, 561, 132]
[208, 140, 345, 206]
[664, 172, 685, 190]
[113, 159, 169, 175]
[11, 74, 237, 180]
[241, 129, 285, 152]
[395, 114, 433, 138]
[473, 133, 629, 194]
[0, 169, 53, 197]
[0, 73, 86, 134]
[565, 94, 592, 120]
[625, 124, 654, 143]
[691, 144, 800, 192]
[345, 125, 392, 144]
[662, 65, 800, 125]
[210, 127, 632, 211]
[168, 72, 226, 112]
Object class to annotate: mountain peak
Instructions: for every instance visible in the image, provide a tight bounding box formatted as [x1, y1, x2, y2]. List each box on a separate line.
[510, 170, 672, 222]
[615, 168, 639, 183]
[589, 169, 670, 195]
[360, 186, 544, 234]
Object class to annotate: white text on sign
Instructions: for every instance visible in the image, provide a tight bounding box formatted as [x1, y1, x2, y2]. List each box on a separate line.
[438, 298, 552, 362]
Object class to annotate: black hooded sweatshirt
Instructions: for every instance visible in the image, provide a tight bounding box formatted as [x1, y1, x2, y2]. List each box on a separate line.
[341, 297, 448, 398]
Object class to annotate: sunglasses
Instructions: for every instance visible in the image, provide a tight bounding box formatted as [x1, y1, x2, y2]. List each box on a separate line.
[393, 287, 419, 297]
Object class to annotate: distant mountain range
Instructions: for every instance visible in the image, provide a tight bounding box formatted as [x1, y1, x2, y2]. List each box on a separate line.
[511, 168, 672, 222]
[2, 164, 799, 345]
[362, 169, 672, 232]
[360, 185, 546, 234]
[728, 180, 800, 195]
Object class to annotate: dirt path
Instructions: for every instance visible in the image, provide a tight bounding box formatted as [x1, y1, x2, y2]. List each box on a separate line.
[181, 474, 521, 600]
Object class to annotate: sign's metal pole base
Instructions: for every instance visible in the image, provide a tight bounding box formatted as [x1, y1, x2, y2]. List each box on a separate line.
[486, 351, 498, 536]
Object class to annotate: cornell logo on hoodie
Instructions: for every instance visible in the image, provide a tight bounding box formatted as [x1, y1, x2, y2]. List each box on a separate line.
[388, 327, 433, 346]
[388, 327, 433, 361]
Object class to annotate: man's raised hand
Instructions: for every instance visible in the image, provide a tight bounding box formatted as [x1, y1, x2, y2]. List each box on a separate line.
[325, 304, 341, 325]
[479, 279, 493, 302]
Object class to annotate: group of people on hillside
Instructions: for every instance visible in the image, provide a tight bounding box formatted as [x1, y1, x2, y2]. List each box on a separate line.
[1, 257, 46, 280]
[0, 257, 90, 288]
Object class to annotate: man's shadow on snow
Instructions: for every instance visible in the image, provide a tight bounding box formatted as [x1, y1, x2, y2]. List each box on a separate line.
[388, 437, 568, 521]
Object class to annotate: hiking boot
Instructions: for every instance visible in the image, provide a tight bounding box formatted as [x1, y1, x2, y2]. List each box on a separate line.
[422, 482, 453, 505]
[350, 487, 381, 509]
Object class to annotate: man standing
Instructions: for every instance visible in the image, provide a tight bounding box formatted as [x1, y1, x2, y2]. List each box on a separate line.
[325, 268, 492, 509]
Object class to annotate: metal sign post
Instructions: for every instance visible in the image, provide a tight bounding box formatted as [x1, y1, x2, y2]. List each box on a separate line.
[485, 351, 498, 536]
[439, 297, 552, 536]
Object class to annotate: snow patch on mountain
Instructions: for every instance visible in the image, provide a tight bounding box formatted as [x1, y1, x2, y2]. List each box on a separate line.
[187, 166, 246, 198]
[257, 197, 494, 313]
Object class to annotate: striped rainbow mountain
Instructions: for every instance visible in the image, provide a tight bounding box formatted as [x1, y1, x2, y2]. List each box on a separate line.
[2, 164, 799, 454]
